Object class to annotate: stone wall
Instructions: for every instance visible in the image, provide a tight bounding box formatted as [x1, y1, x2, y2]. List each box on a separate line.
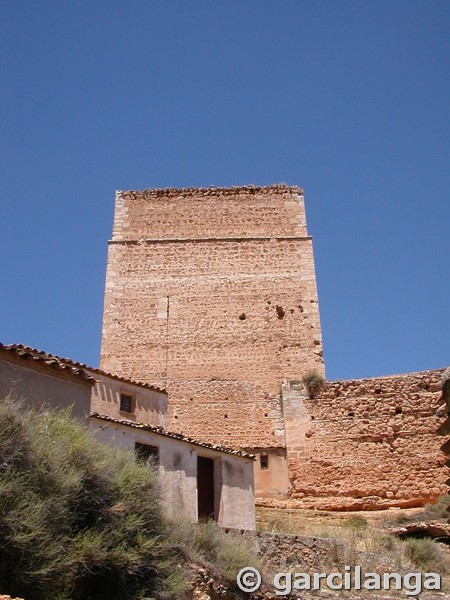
[100, 185, 323, 449]
[99, 184, 448, 508]
[279, 369, 448, 509]
[240, 530, 347, 572]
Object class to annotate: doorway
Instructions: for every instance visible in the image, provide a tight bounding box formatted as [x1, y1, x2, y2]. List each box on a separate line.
[197, 456, 215, 520]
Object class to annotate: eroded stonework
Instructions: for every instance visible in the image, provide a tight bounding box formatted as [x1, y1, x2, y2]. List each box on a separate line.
[100, 184, 448, 507]
[281, 370, 447, 509]
[101, 185, 324, 448]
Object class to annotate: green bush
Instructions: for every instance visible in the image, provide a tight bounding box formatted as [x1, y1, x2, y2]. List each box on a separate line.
[0, 396, 185, 600]
[422, 494, 450, 520]
[301, 371, 325, 398]
[170, 517, 263, 590]
[372, 531, 396, 552]
[402, 538, 446, 573]
[343, 515, 368, 531]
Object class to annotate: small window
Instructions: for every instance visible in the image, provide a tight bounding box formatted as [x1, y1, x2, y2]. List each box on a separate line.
[135, 442, 159, 466]
[120, 393, 134, 413]
[260, 455, 269, 470]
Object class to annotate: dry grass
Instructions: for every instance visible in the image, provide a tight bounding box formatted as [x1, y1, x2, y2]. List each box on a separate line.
[170, 517, 265, 589]
[257, 505, 429, 534]
[382, 495, 450, 527]
[256, 503, 450, 594]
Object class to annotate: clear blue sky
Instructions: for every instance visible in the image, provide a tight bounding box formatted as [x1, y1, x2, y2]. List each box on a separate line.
[1, 1, 449, 381]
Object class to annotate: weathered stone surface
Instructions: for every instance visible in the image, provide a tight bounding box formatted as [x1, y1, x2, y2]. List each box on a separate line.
[100, 184, 449, 508]
[101, 185, 323, 448]
[257, 495, 433, 511]
[435, 366, 450, 520]
[282, 370, 448, 508]
[436, 367, 450, 416]
[386, 521, 450, 539]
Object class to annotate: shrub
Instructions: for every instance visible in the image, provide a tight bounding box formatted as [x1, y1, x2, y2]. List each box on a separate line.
[373, 531, 396, 552]
[422, 494, 450, 519]
[302, 370, 325, 398]
[0, 395, 185, 600]
[402, 538, 446, 573]
[170, 517, 263, 589]
[343, 515, 368, 531]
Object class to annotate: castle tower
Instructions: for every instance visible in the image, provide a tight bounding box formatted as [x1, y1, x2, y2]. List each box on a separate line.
[100, 184, 324, 458]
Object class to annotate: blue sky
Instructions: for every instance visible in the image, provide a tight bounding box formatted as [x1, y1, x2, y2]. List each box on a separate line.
[1, 1, 449, 381]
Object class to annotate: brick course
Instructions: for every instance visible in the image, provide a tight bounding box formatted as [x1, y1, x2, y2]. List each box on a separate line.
[281, 369, 447, 508]
[101, 185, 324, 448]
[100, 183, 447, 506]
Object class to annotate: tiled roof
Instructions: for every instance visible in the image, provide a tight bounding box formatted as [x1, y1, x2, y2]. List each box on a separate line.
[62, 360, 166, 393]
[0, 343, 95, 383]
[90, 412, 256, 460]
[0, 343, 166, 393]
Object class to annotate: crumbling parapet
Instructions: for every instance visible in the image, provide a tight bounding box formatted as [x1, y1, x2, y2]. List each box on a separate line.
[279, 370, 447, 509]
[435, 367, 450, 518]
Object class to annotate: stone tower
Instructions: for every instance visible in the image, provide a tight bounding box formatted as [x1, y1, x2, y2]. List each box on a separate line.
[100, 184, 324, 454]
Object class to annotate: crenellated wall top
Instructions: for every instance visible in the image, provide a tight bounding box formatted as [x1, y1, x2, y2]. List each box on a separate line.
[117, 183, 303, 201]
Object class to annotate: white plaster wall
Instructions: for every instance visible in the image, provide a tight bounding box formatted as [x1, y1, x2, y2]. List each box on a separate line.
[158, 437, 197, 520]
[89, 371, 167, 427]
[218, 456, 255, 530]
[253, 448, 290, 498]
[89, 420, 197, 519]
[0, 358, 91, 422]
[89, 418, 255, 529]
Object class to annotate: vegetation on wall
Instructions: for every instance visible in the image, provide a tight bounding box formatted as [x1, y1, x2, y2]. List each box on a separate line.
[302, 370, 325, 399]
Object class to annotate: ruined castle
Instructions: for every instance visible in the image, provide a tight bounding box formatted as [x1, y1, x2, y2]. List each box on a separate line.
[100, 184, 447, 509]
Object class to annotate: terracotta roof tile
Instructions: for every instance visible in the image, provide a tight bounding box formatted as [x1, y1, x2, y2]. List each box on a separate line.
[0, 343, 166, 393]
[64, 361, 166, 393]
[90, 412, 255, 460]
[0, 343, 95, 383]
